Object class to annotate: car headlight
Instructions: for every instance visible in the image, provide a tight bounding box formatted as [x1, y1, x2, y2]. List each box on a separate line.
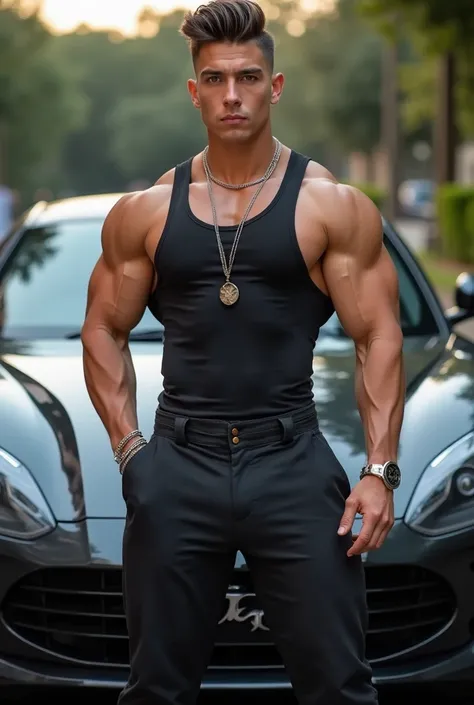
[405, 431, 474, 536]
[0, 448, 56, 539]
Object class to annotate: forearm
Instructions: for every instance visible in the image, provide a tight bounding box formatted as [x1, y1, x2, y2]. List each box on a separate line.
[82, 326, 138, 451]
[355, 335, 405, 463]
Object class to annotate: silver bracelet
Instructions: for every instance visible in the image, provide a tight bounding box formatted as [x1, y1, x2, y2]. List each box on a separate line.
[114, 430, 143, 464]
[119, 438, 147, 475]
[120, 437, 147, 466]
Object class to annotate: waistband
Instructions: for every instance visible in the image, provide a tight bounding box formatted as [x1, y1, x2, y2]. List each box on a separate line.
[153, 403, 319, 449]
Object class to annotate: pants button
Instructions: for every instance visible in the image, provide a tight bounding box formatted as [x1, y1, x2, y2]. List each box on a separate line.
[232, 436, 240, 445]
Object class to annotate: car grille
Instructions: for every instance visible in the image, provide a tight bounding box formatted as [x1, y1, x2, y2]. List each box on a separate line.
[1, 565, 456, 668]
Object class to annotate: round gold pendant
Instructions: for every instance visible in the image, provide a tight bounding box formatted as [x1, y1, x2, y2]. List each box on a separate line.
[220, 281, 239, 306]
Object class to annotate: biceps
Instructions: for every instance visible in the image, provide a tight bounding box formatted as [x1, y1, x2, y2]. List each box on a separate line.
[323, 246, 401, 343]
[85, 255, 154, 337]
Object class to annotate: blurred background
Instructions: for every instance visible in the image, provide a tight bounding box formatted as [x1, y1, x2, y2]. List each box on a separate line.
[0, 0, 473, 304]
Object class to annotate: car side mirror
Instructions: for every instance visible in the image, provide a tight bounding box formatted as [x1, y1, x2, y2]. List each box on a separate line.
[446, 272, 474, 326]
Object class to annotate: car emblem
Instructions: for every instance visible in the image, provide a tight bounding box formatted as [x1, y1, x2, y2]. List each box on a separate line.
[218, 593, 270, 632]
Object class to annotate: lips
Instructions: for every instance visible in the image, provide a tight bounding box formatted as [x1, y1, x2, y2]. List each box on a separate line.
[222, 116, 247, 123]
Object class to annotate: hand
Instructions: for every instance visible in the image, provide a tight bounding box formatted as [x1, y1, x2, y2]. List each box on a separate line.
[337, 476, 394, 557]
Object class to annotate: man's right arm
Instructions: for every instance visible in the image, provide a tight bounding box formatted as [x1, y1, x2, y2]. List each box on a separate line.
[81, 192, 155, 455]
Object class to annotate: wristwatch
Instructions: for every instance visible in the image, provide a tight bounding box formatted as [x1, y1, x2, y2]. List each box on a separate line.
[360, 462, 401, 490]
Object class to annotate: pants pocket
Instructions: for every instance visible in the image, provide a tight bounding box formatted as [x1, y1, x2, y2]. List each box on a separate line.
[121, 437, 155, 502]
[311, 429, 352, 499]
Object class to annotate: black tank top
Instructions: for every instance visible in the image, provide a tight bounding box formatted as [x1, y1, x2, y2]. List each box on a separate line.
[148, 150, 335, 420]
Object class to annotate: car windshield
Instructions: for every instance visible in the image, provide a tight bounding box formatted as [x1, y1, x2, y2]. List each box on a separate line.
[0, 218, 162, 339]
[0, 217, 438, 340]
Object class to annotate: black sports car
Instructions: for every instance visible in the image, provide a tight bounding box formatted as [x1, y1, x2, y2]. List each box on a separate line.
[0, 194, 473, 694]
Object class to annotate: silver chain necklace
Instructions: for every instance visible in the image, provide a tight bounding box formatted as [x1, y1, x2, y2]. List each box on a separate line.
[203, 138, 281, 190]
[202, 138, 283, 306]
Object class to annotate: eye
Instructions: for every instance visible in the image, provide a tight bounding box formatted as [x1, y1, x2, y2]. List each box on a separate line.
[241, 74, 258, 82]
[206, 75, 221, 84]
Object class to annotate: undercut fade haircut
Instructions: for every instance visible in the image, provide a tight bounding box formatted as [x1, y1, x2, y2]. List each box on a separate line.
[180, 0, 275, 71]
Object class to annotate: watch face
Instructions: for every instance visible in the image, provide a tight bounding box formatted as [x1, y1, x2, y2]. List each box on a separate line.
[385, 463, 401, 489]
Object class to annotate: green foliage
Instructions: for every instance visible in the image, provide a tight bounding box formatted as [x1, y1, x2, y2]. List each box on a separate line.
[361, 0, 474, 140]
[398, 39, 474, 139]
[398, 52, 436, 132]
[1, 0, 389, 198]
[291, 0, 383, 156]
[349, 183, 386, 209]
[436, 185, 474, 264]
[319, 31, 383, 154]
[0, 3, 88, 197]
[107, 89, 206, 181]
[361, 0, 474, 51]
[463, 199, 474, 263]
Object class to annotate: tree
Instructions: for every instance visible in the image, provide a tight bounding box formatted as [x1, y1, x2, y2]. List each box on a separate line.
[5, 0, 388, 197]
[320, 32, 382, 155]
[362, 0, 474, 48]
[279, 0, 384, 163]
[51, 11, 201, 193]
[399, 44, 474, 140]
[361, 0, 474, 183]
[0, 1, 88, 199]
[107, 89, 205, 183]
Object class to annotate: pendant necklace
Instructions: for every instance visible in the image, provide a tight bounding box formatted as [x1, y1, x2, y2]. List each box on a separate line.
[202, 137, 283, 306]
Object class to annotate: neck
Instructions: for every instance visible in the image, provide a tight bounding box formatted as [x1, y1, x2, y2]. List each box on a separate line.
[205, 127, 276, 186]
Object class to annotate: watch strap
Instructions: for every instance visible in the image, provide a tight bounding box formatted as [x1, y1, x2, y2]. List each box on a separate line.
[360, 462, 401, 490]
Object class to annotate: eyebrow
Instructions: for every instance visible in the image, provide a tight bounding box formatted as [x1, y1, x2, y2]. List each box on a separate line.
[200, 67, 264, 78]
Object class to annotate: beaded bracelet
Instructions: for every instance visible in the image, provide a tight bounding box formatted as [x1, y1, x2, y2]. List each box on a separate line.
[119, 438, 148, 475]
[114, 429, 143, 464]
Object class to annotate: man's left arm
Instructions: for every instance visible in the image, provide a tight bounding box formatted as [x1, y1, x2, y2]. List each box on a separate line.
[320, 184, 405, 557]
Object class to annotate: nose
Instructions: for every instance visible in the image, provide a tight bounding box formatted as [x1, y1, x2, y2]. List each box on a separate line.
[223, 79, 242, 107]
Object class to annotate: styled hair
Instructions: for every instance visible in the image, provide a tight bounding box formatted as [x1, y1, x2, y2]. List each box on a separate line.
[180, 0, 275, 70]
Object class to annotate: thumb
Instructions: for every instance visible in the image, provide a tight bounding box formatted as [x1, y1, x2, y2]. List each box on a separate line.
[338, 497, 358, 536]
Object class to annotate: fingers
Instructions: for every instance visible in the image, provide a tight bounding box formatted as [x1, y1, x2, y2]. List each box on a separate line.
[347, 514, 378, 557]
[337, 495, 359, 537]
[375, 508, 395, 549]
[347, 508, 394, 557]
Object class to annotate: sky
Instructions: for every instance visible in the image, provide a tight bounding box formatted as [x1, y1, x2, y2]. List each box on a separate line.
[40, 0, 332, 36]
[40, 0, 196, 35]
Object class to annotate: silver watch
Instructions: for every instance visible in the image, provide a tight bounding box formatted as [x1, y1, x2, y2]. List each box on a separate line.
[360, 462, 401, 490]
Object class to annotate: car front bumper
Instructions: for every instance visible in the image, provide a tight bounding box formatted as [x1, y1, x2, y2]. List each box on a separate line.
[0, 519, 473, 691]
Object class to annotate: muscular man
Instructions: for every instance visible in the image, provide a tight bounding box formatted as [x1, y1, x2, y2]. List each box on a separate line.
[81, 1, 405, 703]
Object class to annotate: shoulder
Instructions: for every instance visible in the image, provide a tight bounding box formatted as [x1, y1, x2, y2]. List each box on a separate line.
[106, 174, 176, 232]
[101, 178, 175, 262]
[107, 166, 176, 227]
[304, 159, 339, 183]
[304, 176, 383, 250]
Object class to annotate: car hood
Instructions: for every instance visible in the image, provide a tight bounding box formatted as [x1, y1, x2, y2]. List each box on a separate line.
[0, 333, 473, 521]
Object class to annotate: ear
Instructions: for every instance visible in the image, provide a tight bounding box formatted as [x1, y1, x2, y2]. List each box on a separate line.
[187, 78, 200, 109]
[270, 72, 285, 105]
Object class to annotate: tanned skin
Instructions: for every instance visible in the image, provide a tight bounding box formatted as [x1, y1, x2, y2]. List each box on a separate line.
[82, 39, 405, 558]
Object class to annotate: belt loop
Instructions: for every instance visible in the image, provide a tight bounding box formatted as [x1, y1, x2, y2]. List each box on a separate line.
[174, 417, 189, 446]
[278, 416, 294, 444]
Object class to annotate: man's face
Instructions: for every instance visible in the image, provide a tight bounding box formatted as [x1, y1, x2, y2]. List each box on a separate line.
[188, 40, 284, 142]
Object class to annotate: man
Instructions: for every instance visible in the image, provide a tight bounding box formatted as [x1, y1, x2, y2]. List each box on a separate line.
[81, 1, 405, 703]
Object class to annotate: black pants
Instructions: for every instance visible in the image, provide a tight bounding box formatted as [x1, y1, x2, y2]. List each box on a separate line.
[118, 405, 378, 705]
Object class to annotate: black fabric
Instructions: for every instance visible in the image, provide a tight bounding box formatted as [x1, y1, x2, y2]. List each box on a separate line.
[153, 401, 316, 449]
[148, 150, 335, 420]
[118, 413, 377, 705]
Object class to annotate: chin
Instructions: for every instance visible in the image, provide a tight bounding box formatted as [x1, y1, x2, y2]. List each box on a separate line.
[218, 127, 257, 144]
